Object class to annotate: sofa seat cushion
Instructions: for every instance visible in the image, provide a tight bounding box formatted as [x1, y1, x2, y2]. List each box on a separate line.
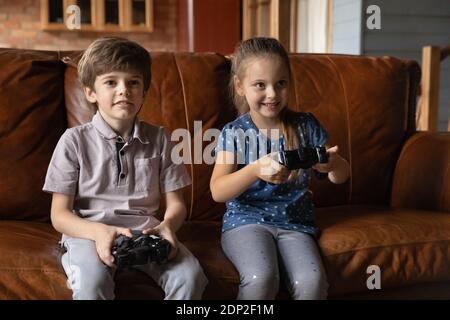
[0, 221, 71, 299]
[317, 205, 450, 296]
[177, 221, 239, 299]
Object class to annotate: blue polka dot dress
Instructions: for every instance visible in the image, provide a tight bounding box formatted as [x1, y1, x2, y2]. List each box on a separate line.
[216, 112, 328, 237]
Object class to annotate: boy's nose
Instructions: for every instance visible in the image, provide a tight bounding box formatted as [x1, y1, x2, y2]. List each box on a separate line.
[118, 84, 130, 96]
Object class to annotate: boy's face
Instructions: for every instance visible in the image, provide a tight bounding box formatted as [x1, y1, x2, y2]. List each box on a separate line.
[84, 70, 145, 124]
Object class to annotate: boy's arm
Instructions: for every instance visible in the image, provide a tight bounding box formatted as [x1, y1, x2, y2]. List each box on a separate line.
[51, 192, 100, 240]
[143, 189, 187, 260]
[51, 193, 133, 266]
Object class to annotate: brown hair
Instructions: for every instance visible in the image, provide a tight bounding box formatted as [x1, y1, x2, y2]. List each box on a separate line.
[230, 37, 299, 153]
[78, 37, 151, 91]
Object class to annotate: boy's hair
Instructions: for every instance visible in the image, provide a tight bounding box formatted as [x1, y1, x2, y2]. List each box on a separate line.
[78, 37, 152, 91]
[229, 37, 299, 153]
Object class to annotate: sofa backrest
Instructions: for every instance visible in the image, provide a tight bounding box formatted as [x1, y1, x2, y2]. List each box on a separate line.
[0, 48, 67, 221]
[62, 51, 420, 221]
[287, 54, 420, 209]
[0, 49, 420, 222]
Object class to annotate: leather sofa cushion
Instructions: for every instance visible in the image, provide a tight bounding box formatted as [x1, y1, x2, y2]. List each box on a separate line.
[0, 49, 66, 221]
[2, 206, 449, 299]
[317, 206, 450, 296]
[0, 221, 70, 299]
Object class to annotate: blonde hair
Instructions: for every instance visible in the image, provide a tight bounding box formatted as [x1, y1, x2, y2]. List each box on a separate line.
[230, 37, 300, 161]
[78, 37, 151, 91]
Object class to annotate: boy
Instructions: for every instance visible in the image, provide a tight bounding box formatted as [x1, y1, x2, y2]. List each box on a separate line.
[43, 37, 208, 300]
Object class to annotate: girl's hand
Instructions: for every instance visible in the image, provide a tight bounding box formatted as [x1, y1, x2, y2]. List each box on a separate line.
[312, 145, 340, 173]
[313, 145, 350, 184]
[143, 222, 179, 260]
[93, 224, 133, 267]
[254, 152, 290, 184]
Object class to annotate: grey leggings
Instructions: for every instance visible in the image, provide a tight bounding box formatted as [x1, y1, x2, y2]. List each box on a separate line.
[221, 224, 328, 300]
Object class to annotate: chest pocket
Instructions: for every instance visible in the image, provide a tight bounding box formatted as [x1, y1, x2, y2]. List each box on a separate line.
[134, 156, 160, 192]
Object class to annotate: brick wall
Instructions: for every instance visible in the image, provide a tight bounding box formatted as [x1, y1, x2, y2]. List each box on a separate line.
[0, 0, 178, 51]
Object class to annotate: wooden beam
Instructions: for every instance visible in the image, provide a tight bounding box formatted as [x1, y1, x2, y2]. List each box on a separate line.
[417, 46, 440, 131]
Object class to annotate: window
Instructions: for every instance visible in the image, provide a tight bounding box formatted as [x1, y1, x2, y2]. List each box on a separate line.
[40, 0, 153, 32]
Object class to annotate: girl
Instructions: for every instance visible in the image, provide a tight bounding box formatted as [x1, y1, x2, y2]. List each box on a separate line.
[210, 37, 350, 300]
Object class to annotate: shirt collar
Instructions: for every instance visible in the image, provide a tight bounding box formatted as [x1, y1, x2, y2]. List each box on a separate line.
[92, 111, 150, 144]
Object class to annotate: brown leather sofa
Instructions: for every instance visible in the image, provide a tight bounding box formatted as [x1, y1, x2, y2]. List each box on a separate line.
[0, 48, 449, 299]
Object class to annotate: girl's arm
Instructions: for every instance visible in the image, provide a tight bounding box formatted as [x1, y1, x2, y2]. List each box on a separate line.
[210, 150, 290, 202]
[210, 151, 258, 202]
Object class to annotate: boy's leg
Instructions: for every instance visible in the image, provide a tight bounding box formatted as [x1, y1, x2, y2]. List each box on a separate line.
[61, 237, 115, 300]
[221, 224, 280, 300]
[276, 229, 328, 300]
[136, 243, 208, 300]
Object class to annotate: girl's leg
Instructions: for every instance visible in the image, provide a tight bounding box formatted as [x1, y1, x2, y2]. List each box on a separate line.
[61, 237, 115, 300]
[221, 224, 280, 300]
[276, 229, 328, 300]
[136, 243, 208, 300]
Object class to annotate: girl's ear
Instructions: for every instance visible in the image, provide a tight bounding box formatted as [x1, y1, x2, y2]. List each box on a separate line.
[233, 75, 245, 96]
[84, 86, 97, 104]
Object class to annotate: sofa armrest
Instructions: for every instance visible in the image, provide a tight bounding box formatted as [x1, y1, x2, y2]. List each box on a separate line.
[391, 132, 450, 212]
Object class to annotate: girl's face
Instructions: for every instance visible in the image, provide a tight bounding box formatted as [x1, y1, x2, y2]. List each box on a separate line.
[235, 56, 290, 123]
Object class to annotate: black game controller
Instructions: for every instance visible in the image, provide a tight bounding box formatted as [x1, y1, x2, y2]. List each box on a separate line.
[112, 230, 171, 270]
[277, 146, 328, 170]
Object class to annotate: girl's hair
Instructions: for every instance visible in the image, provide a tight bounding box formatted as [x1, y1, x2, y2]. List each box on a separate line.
[229, 37, 299, 153]
[78, 37, 152, 91]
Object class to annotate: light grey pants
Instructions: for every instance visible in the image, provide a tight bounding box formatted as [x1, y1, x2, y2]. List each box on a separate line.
[61, 237, 208, 300]
[221, 224, 328, 300]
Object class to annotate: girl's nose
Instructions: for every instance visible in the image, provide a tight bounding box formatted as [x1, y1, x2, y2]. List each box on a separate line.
[266, 86, 276, 98]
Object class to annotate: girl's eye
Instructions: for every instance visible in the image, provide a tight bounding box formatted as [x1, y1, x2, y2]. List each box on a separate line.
[105, 80, 115, 86]
[255, 83, 265, 89]
[278, 80, 288, 87]
[129, 80, 140, 86]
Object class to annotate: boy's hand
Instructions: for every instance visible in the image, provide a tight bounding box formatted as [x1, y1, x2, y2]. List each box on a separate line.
[143, 222, 179, 260]
[93, 224, 133, 267]
[312, 145, 340, 173]
[254, 152, 290, 184]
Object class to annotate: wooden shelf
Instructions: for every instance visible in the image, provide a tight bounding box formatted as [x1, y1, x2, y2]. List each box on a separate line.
[40, 0, 153, 32]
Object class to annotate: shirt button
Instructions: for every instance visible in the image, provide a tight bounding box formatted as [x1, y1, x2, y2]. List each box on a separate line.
[120, 173, 125, 179]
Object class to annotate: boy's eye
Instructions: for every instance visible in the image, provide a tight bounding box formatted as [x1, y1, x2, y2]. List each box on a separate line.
[105, 80, 115, 86]
[129, 80, 140, 86]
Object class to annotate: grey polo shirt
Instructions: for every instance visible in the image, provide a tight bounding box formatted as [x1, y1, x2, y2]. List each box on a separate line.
[43, 112, 191, 237]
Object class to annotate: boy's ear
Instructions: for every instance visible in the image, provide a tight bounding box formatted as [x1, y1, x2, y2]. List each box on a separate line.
[234, 75, 245, 96]
[84, 86, 97, 104]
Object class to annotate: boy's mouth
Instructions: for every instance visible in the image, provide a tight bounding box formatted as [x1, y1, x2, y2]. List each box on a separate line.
[114, 100, 134, 107]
